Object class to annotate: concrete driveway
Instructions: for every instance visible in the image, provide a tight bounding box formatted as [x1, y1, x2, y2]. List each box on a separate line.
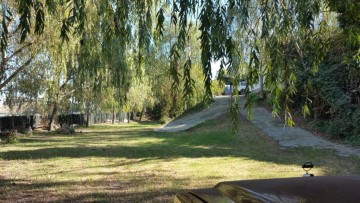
[156, 95, 360, 157]
[156, 96, 231, 132]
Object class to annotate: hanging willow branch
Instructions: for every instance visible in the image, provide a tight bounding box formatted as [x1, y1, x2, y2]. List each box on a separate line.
[10, 0, 360, 133]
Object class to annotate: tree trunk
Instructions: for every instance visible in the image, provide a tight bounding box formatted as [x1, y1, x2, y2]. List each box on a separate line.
[127, 112, 130, 123]
[139, 107, 145, 122]
[48, 102, 58, 131]
[259, 74, 265, 100]
[130, 112, 134, 121]
[112, 106, 115, 124]
[84, 102, 90, 126]
[86, 109, 90, 127]
[259, 65, 265, 100]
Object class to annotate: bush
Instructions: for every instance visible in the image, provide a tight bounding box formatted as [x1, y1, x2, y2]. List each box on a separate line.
[250, 93, 262, 104]
[146, 103, 163, 120]
[56, 126, 76, 135]
[211, 80, 225, 96]
[308, 119, 327, 132]
[159, 116, 171, 124]
[6, 134, 17, 143]
[325, 119, 352, 138]
[19, 126, 33, 136]
[346, 135, 360, 146]
[310, 116, 357, 139]
[0, 130, 18, 144]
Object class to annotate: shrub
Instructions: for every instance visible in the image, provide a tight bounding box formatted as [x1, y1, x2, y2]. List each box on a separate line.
[211, 80, 225, 96]
[325, 117, 356, 138]
[19, 126, 33, 136]
[146, 103, 164, 120]
[346, 135, 360, 146]
[250, 93, 262, 104]
[56, 126, 76, 135]
[159, 116, 171, 124]
[308, 119, 327, 132]
[0, 130, 18, 144]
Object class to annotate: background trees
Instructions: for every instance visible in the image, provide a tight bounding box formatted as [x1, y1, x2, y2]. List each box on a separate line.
[0, 0, 359, 142]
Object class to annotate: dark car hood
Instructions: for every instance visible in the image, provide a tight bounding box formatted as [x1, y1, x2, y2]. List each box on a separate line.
[175, 176, 360, 203]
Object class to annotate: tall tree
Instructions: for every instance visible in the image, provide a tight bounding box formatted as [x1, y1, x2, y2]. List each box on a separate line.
[0, 1, 45, 91]
[3, 0, 360, 134]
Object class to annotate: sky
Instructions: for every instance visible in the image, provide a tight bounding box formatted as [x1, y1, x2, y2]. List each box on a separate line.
[211, 60, 221, 80]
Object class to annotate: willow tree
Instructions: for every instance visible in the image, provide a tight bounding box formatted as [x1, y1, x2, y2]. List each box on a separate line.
[0, 1, 74, 127]
[3, 0, 360, 132]
[0, 1, 45, 93]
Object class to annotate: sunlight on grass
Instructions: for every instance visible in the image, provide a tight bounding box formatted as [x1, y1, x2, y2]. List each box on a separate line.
[0, 117, 359, 202]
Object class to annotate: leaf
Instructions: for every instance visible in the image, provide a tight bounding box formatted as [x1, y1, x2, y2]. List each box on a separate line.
[156, 8, 165, 37]
[18, 0, 32, 43]
[34, 1, 45, 35]
[302, 103, 310, 118]
[183, 58, 194, 102]
[228, 95, 240, 136]
[60, 19, 71, 42]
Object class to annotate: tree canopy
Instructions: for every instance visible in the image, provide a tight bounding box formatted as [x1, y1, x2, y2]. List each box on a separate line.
[0, 0, 360, 137]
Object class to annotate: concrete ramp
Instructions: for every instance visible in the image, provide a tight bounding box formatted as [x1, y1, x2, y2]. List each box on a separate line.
[156, 96, 231, 132]
[239, 104, 360, 157]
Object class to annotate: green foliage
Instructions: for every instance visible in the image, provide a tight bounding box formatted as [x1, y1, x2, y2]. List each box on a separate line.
[347, 135, 360, 147]
[147, 12, 207, 120]
[6, 134, 18, 144]
[0, 130, 18, 144]
[229, 96, 240, 135]
[0, 7, 12, 56]
[199, 0, 215, 102]
[125, 77, 155, 114]
[290, 26, 360, 139]
[17, 0, 45, 42]
[211, 80, 224, 96]
[156, 8, 165, 38]
[146, 103, 163, 120]
[249, 93, 262, 104]
[327, 0, 360, 47]
[183, 58, 195, 102]
[310, 116, 358, 139]
[2, 0, 360, 139]
[159, 115, 171, 124]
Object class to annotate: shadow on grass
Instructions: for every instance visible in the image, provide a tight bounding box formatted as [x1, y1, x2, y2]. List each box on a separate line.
[85, 121, 160, 129]
[0, 174, 190, 202]
[18, 137, 68, 144]
[1, 117, 359, 202]
[0, 128, 346, 173]
[0, 144, 238, 160]
[1, 116, 358, 175]
[52, 190, 175, 203]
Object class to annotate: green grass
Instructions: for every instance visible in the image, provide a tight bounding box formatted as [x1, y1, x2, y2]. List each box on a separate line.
[0, 116, 359, 202]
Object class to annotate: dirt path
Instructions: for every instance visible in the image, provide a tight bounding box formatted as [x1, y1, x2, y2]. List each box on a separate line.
[157, 96, 360, 157]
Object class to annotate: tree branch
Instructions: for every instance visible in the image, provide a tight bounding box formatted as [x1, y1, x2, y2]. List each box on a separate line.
[59, 89, 75, 99]
[6, 41, 34, 62]
[0, 57, 33, 90]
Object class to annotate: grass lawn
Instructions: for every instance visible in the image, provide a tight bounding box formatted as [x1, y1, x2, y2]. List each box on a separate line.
[0, 114, 359, 202]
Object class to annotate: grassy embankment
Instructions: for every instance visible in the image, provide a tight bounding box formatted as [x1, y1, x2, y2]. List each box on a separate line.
[0, 115, 359, 202]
